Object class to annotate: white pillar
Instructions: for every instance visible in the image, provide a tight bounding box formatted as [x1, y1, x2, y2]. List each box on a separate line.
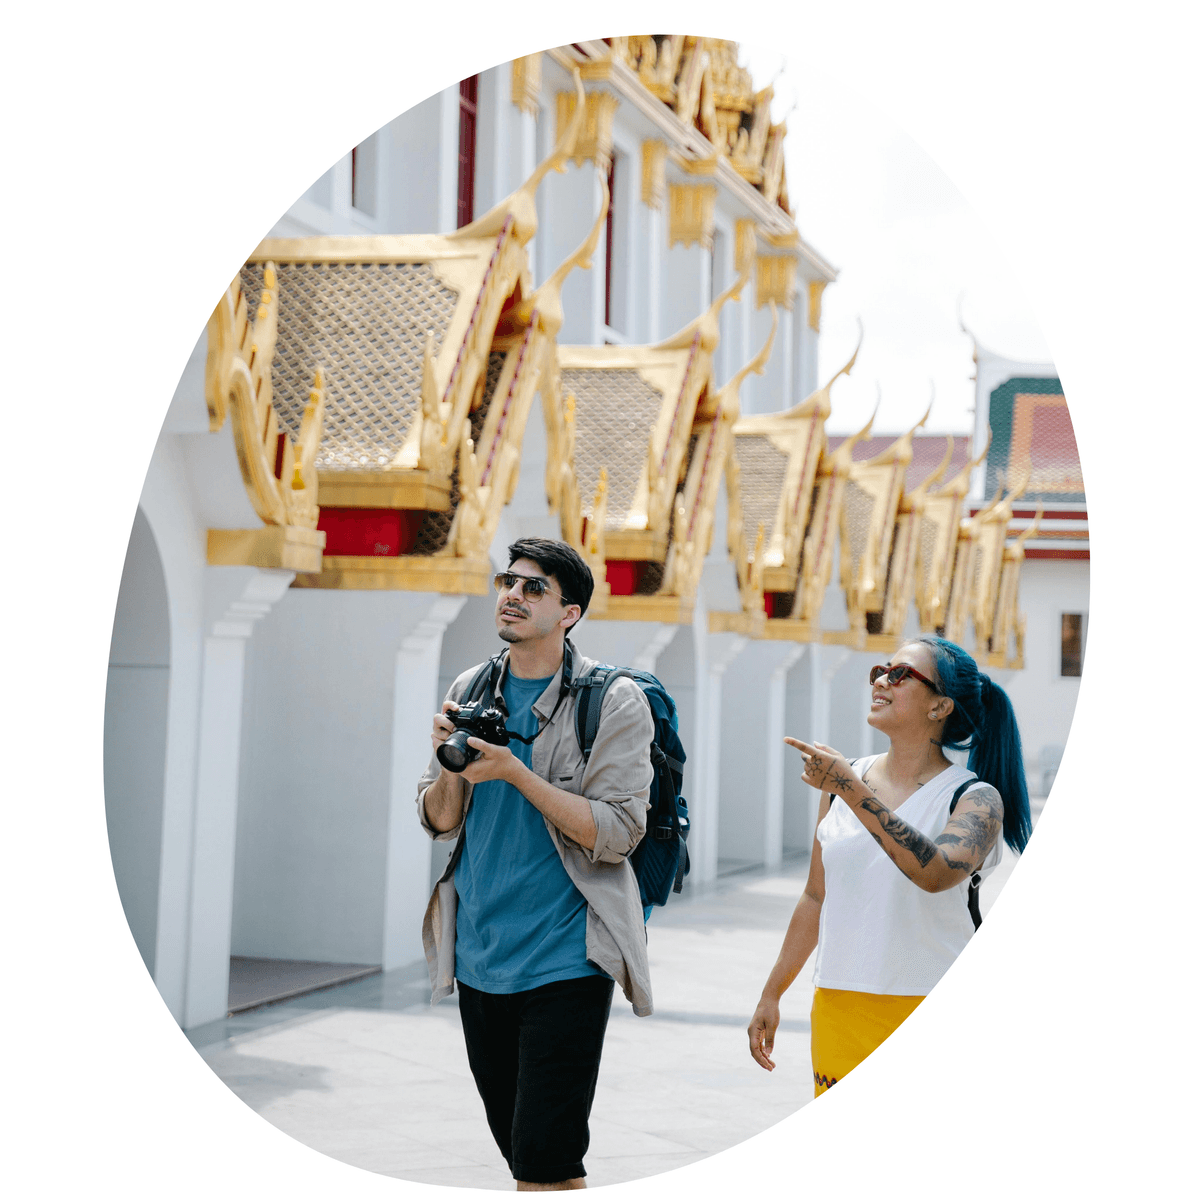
[382, 596, 468, 970]
[695, 631, 748, 884]
[859, 657, 876, 760]
[648, 207, 662, 342]
[807, 642, 851, 839]
[183, 567, 294, 1029]
[764, 644, 808, 870]
[631, 623, 678, 673]
[437, 84, 460, 233]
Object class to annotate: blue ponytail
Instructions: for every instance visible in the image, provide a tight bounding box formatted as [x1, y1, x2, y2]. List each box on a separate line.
[910, 634, 1032, 854]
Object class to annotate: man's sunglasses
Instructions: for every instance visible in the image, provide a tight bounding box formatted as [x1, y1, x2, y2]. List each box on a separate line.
[493, 572, 567, 603]
[869, 663, 940, 692]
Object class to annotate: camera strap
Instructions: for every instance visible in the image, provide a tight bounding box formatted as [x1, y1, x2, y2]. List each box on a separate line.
[478, 640, 577, 746]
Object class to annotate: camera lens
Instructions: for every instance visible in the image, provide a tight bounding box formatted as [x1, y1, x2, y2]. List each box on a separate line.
[437, 729, 475, 773]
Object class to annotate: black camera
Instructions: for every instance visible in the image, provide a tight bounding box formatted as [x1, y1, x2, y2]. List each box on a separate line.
[437, 701, 511, 773]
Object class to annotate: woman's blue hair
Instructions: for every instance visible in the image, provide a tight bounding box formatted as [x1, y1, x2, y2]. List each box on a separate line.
[909, 634, 1032, 854]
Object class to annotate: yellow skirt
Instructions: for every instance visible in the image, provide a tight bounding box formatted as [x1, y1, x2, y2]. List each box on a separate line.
[810, 987, 925, 1096]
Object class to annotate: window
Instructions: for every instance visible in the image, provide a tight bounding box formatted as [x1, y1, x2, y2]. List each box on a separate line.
[351, 133, 377, 217]
[604, 154, 616, 329]
[457, 75, 479, 229]
[1061, 613, 1087, 677]
[603, 151, 629, 336]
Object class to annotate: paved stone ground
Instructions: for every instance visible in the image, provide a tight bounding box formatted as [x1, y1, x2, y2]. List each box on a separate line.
[190, 798, 1042, 1190]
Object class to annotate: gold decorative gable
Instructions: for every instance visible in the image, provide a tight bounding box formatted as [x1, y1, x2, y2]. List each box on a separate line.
[969, 462, 1031, 658]
[837, 404, 931, 643]
[216, 73, 599, 594]
[719, 335, 859, 642]
[941, 460, 1030, 648]
[987, 506, 1043, 669]
[870, 436, 958, 650]
[204, 262, 327, 572]
[915, 433, 990, 633]
[554, 269, 749, 621]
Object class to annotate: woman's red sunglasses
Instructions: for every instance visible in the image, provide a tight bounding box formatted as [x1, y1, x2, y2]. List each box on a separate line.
[869, 663, 940, 691]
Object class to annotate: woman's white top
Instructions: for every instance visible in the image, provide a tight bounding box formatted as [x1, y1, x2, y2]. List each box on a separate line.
[812, 755, 1005, 997]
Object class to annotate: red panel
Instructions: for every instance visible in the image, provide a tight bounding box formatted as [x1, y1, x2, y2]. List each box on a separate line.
[763, 592, 778, 619]
[1023, 548, 1090, 560]
[318, 509, 423, 557]
[605, 560, 645, 596]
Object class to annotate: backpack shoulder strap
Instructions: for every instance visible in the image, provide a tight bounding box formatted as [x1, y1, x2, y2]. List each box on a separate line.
[462, 653, 505, 706]
[948, 776, 984, 931]
[575, 666, 635, 761]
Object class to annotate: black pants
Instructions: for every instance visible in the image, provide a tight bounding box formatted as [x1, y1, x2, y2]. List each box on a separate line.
[457, 975, 615, 1183]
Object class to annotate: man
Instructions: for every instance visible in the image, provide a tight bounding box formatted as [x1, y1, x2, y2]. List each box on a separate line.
[417, 537, 654, 1192]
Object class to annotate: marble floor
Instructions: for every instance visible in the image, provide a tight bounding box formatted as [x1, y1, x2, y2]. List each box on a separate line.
[190, 804, 1039, 1191]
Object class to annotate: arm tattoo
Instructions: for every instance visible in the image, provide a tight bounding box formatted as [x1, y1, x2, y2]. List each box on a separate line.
[831, 770, 853, 794]
[936, 785, 1002, 869]
[858, 797, 938, 867]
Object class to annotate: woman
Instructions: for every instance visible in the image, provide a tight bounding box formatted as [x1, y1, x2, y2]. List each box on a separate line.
[747, 634, 1031, 1095]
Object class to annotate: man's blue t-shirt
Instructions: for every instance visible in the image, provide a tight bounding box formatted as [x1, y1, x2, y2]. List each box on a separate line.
[454, 670, 606, 993]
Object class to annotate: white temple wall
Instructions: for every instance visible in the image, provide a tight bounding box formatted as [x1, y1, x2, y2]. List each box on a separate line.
[105, 506, 171, 978]
[717, 638, 808, 870]
[383, 92, 446, 235]
[997, 558, 1088, 799]
[538, 160, 602, 342]
[662, 240, 709, 339]
[233, 589, 463, 969]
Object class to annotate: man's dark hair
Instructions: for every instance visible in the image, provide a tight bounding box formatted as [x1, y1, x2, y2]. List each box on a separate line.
[507, 538, 595, 618]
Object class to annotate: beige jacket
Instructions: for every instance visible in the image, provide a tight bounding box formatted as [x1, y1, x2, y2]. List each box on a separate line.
[416, 643, 656, 1016]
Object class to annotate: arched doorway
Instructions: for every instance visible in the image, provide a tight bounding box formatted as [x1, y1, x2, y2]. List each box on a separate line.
[104, 507, 170, 974]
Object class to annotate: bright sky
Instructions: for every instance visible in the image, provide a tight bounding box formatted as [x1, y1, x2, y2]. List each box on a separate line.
[741, 47, 1054, 436]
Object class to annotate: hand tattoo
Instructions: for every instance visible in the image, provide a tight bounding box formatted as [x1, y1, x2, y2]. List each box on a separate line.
[831, 771, 853, 794]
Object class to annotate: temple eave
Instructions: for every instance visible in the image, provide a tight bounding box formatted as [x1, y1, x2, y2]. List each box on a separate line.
[291, 554, 494, 593]
[316, 470, 453, 511]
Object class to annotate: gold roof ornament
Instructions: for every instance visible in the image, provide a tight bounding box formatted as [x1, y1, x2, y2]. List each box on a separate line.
[554, 264, 750, 621]
[987, 504, 1044, 669]
[700, 305, 779, 632]
[717, 326, 860, 641]
[941, 458, 1029, 647]
[836, 397, 932, 645]
[204, 262, 327, 572]
[214, 72, 598, 594]
[915, 430, 990, 633]
[796, 403, 877, 642]
[871, 431, 957, 650]
[969, 460, 1031, 658]
[595, 37, 794, 213]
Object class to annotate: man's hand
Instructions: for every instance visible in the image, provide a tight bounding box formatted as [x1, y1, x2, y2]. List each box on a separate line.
[459, 738, 520, 786]
[431, 700, 460, 753]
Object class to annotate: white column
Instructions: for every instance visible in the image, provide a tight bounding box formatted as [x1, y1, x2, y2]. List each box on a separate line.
[648, 207, 662, 341]
[591, 169, 607, 345]
[183, 568, 294, 1029]
[859, 658, 876, 760]
[437, 84, 460, 233]
[764, 644, 808, 870]
[807, 642, 851, 839]
[695, 631, 748, 884]
[382, 596, 468, 970]
[631, 623, 678, 673]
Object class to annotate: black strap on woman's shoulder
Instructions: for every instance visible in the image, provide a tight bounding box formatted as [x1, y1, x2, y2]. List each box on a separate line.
[949, 778, 984, 931]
